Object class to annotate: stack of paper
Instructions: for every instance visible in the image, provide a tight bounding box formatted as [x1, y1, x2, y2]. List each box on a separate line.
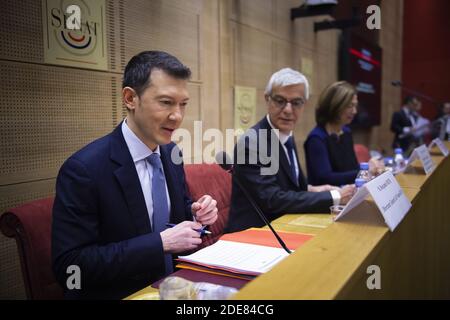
[176, 229, 313, 279]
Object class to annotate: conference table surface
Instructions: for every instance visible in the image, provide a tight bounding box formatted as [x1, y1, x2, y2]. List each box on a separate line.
[126, 143, 450, 300]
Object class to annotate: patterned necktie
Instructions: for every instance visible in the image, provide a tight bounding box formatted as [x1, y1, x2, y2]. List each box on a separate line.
[146, 153, 173, 275]
[284, 137, 298, 186]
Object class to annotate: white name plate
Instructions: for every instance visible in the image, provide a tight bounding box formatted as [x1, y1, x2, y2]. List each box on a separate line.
[428, 138, 449, 157]
[335, 171, 412, 231]
[408, 144, 435, 175]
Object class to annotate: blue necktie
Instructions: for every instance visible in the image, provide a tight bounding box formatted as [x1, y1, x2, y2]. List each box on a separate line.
[146, 153, 173, 275]
[284, 137, 298, 186]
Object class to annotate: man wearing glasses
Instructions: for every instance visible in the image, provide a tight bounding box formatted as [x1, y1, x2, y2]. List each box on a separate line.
[226, 68, 354, 233]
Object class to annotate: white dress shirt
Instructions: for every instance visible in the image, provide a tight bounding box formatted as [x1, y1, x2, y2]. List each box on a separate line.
[121, 120, 171, 229]
[401, 107, 416, 133]
[266, 114, 341, 205]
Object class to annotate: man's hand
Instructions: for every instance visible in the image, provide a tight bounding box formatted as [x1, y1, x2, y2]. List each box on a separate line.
[160, 221, 202, 254]
[338, 184, 356, 205]
[308, 184, 340, 192]
[191, 195, 218, 226]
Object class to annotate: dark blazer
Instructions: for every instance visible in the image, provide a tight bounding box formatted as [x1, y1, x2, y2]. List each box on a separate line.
[390, 109, 414, 151]
[225, 116, 333, 233]
[52, 123, 193, 299]
[304, 126, 359, 186]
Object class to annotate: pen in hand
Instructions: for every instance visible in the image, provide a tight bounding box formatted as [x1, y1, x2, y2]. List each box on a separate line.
[165, 223, 212, 236]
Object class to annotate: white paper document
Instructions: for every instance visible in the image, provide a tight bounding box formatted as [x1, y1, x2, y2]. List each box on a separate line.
[178, 240, 290, 275]
[334, 171, 412, 231]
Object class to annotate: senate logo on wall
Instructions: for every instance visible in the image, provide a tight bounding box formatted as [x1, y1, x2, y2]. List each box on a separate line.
[42, 0, 107, 70]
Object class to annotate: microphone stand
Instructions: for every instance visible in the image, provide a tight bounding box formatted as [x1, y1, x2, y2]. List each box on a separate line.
[392, 81, 440, 105]
[216, 151, 291, 254]
[229, 170, 292, 254]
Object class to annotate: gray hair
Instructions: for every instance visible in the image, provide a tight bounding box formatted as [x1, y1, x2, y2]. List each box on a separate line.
[264, 68, 310, 100]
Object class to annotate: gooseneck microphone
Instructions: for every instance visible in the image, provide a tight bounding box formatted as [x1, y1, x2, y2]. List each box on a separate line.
[215, 151, 291, 254]
[391, 80, 438, 104]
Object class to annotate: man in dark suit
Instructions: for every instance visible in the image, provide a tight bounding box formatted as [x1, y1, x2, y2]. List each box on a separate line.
[52, 51, 218, 299]
[390, 96, 420, 152]
[226, 68, 355, 233]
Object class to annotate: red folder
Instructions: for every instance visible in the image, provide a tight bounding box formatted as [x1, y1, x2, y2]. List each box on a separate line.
[220, 228, 314, 251]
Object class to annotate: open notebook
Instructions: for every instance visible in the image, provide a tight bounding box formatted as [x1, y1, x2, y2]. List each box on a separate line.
[176, 229, 313, 277]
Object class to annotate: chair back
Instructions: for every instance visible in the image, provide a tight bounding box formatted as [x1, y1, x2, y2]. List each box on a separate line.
[0, 197, 63, 299]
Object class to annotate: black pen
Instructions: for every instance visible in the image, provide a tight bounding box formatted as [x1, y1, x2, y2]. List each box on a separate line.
[165, 223, 212, 236]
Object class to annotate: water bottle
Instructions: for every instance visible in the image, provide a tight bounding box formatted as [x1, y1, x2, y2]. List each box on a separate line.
[394, 148, 406, 172]
[356, 162, 371, 182]
[355, 178, 365, 191]
[384, 157, 394, 172]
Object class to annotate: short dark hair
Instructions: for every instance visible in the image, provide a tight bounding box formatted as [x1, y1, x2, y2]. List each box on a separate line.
[122, 51, 191, 96]
[403, 95, 417, 105]
[315, 81, 357, 127]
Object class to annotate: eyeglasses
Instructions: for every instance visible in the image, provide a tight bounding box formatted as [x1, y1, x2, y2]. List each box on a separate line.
[269, 95, 305, 110]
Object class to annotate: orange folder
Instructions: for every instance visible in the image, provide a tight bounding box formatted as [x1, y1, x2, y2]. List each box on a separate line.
[220, 228, 314, 251]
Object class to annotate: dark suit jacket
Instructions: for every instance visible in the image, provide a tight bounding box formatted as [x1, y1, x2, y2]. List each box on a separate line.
[52, 123, 193, 299]
[225, 116, 333, 233]
[390, 109, 414, 151]
[304, 126, 359, 186]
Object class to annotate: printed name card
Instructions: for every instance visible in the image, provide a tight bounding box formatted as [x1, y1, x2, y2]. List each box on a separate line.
[428, 138, 449, 157]
[408, 144, 435, 175]
[334, 171, 412, 231]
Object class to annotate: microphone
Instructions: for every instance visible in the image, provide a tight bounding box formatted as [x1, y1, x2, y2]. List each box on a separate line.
[215, 151, 292, 254]
[391, 80, 438, 104]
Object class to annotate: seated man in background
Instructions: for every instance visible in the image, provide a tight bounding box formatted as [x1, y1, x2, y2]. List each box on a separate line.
[52, 51, 218, 299]
[304, 81, 383, 186]
[390, 96, 421, 153]
[431, 102, 450, 141]
[410, 98, 430, 146]
[225, 68, 355, 233]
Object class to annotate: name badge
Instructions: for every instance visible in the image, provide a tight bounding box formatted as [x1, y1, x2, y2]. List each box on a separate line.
[334, 171, 412, 231]
[408, 144, 435, 174]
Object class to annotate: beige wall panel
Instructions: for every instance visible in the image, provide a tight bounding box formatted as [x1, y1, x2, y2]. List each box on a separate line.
[106, 0, 125, 72]
[275, 0, 301, 41]
[272, 39, 294, 72]
[254, 89, 268, 122]
[0, 61, 118, 185]
[230, 0, 275, 34]
[218, 0, 234, 131]
[199, 0, 221, 130]
[123, 0, 202, 81]
[0, 0, 43, 63]
[369, 0, 403, 153]
[232, 22, 273, 90]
